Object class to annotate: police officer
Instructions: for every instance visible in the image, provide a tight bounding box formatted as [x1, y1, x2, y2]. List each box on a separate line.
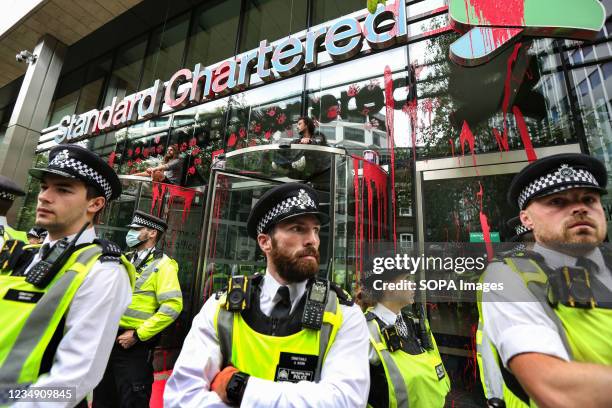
[360, 260, 450, 408]
[482, 153, 612, 407]
[93, 210, 182, 407]
[0, 175, 28, 246]
[476, 216, 535, 408]
[26, 227, 48, 245]
[164, 183, 370, 407]
[0, 144, 135, 407]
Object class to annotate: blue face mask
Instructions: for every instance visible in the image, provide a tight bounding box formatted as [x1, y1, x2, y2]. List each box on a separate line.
[125, 229, 144, 248]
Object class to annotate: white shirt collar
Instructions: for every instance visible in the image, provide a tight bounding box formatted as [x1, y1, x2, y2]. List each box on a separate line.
[0, 216, 7, 228]
[261, 271, 308, 313]
[533, 243, 606, 275]
[372, 303, 400, 326]
[42, 227, 97, 247]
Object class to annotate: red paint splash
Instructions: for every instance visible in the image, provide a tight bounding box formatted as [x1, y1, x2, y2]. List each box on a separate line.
[352, 156, 389, 281]
[108, 151, 116, 167]
[512, 106, 537, 162]
[497, 42, 523, 152]
[150, 182, 197, 224]
[466, 0, 525, 26]
[404, 99, 418, 163]
[459, 120, 479, 170]
[449, 138, 456, 158]
[476, 182, 493, 259]
[384, 66, 397, 248]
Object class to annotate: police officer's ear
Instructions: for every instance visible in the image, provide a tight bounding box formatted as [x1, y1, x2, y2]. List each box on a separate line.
[257, 232, 273, 254]
[519, 210, 535, 230]
[86, 196, 106, 216]
[149, 228, 159, 242]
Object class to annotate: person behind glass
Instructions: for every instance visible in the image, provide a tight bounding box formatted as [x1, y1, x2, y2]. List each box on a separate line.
[482, 153, 612, 407]
[358, 258, 450, 408]
[93, 210, 182, 408]
[164, 182, 370, 407]
[134, 144, 183, 185]
[293, 116, 327, 146]
[0, 144, 135, 407]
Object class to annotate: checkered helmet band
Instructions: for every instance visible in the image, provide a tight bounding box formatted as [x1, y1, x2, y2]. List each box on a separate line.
[49, 149, 112, 201]
[132, 215, 166, 232]
[0, 191, 15, 201]
[256, 189, 317, 235]
[518, 164, 599, 209]
[515, 223, 531, 236]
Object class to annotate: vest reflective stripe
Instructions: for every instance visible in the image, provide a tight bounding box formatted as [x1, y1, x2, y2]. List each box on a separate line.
[158, 290, 182, 301]
[0, 246, 102, 385]
[367, 320, 409, 407]
[159, 304, 180, 319]
[134, 258, 163, 289]
[123, 308, 155, 320]
[215, 289, 341, 382]
[134, 290, 156, 297]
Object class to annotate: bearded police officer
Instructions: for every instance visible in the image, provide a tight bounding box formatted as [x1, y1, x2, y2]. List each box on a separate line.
[165, 183, 370, 407]
[93, 210, 182, 407]
[0, 175, 28, 246]
[0, 144, 135, 407]
[482, 153, 612, 407]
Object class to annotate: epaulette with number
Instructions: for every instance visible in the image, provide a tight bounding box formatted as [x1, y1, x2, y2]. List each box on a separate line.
[93, 239, 123, 263]
[330, 282, 354, 306]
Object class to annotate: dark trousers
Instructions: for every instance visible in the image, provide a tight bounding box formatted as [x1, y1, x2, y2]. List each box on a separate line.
[92, 340, 154, 408]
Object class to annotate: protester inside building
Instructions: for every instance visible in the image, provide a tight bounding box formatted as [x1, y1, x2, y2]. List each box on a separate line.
[133, 144, 184, 185]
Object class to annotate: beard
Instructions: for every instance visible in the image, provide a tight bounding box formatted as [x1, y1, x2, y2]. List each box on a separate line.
[164, 150, 175, 162]
[536, 214, 605, 254]
[270, 238, 320, 283]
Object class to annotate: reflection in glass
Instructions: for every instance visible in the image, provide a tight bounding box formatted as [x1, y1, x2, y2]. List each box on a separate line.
[311, 0, 364, 26]
[103, 36, 147, 105]
[141, 13, 190, 88]
[186, 0, 241, 68]
[239, 0, 307, 52]
[225, 76, 303, 151]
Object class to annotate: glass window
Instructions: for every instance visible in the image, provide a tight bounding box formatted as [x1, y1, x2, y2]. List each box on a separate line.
[185, 0, 241, 68]
[311, 0, 364, 26]
[226, 75, 303, 152]
[579, 79, 590, 97]
[589, 69, 602, 90]
[103, 36, 147, 105]
[409, 35, 578, 159]
[603, 61, 612, 80]
[47, 67, 87, 125]
[239, 0, 307, 52]
[141, 13, 190, 88]
[169, 98, 230, 186]
[76, 56, 112, 113]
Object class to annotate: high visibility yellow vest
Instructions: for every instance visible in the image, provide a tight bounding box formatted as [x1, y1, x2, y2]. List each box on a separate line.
[120, 251, 182, 341]
[0, 244, 135, 388]
[214, 283, 343, 382]
[366, 312, 450, 408]
[483, 255, 612, 408]
[3, 226, 28, 244]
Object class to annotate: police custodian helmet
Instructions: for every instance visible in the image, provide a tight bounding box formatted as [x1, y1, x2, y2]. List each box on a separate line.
[508, 153, 607, 210]
[29, 144, 122, 201]
[246, 183, 329, 239]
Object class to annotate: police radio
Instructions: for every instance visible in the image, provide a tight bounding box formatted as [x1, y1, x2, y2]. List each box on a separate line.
[302, 279, 328, 330]
[381, 325, 403, 352]
[26, 222, 90, 288]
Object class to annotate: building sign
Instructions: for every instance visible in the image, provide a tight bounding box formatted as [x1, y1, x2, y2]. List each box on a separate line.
[448, 0, 606, 66]
[51, 0, 407, 144]
[469, 231, 500, 243]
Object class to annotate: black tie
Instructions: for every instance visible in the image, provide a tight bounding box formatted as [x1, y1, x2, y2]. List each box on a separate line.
[576, 257, 599, 274]
[270, 286, 291, 320]
[39, 243, 51, 259]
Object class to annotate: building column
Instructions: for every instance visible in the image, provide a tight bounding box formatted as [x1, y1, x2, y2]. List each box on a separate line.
[0, 34, 66, 222]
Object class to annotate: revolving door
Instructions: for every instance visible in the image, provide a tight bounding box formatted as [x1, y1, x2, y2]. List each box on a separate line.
[195, 144, 393, 312]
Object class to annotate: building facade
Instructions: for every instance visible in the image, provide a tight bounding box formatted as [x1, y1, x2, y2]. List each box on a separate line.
[1, 0, 612, 405]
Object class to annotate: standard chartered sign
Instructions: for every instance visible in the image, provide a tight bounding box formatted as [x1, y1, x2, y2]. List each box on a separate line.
[52, 0, 407, 144]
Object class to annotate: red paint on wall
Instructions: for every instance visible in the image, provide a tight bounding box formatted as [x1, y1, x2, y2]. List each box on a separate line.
[384, 66, 397, 248]
[465, 0, 525, 27]
[512, 106, 537, 162]
[476, 182, 493, 259]
[459, 120, 479, 169]
[108, 151, 116, 167]
[495, 42, 523, 153]
[151, 182, 197, 224]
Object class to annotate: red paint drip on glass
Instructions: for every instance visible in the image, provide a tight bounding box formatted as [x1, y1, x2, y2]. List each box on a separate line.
[512, 106, 537, 162]
[476, 182, 493, 259]
[384, 66, 398, 249]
